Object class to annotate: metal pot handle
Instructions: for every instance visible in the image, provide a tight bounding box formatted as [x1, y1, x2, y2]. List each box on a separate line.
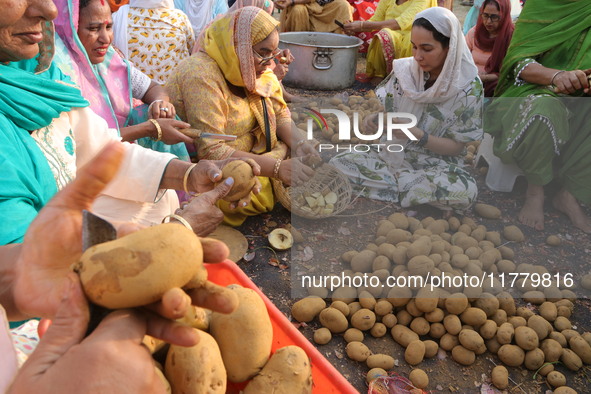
[312, 48, 333, 70]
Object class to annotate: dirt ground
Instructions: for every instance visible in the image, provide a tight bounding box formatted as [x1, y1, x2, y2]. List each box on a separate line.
[231, 2, 591, 393]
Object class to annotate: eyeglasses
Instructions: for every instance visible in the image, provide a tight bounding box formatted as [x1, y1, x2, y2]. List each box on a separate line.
[253, 48, 281, 65]
[481, 13, 501, 22]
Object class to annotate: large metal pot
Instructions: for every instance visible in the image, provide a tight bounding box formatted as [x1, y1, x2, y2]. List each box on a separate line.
[279, 32, 362, 90]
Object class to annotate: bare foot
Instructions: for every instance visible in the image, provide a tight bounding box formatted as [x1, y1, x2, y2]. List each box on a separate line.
[553, 188, 591, 233]
[519, 183, 545, 230]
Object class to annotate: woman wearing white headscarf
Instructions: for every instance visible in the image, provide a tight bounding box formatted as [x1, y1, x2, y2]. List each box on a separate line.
[330, 7, 483, 212]
[112, 0, 195, 84]
[174, 0, 229, 38]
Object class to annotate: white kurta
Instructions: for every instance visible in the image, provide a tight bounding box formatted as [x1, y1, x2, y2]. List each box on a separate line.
[31, 107, 180, 226]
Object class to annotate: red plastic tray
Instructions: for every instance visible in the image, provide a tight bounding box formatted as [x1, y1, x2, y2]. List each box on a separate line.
[205, 260, 357, 394]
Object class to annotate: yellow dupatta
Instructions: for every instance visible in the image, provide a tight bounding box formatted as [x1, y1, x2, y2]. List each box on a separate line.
[202, 6, 283, 155]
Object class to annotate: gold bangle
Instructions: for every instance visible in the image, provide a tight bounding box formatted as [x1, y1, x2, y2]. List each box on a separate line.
[361, 21, 364, 30]
[272, 159, 283, 179]
[148, 119, 162, 142]
[183, 163, 198, 194]
[162, 214, 193, 232]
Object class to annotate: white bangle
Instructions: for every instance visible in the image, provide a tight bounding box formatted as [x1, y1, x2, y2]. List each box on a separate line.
[162, 214, 193, 232]
[183, 163, 198, 194]
[550, 70, 565, 86]
[148, 99, 164, 114]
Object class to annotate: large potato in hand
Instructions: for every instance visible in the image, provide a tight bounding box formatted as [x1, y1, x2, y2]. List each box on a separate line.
[218, 160, 256, 201]
[73, 223, 204, 309]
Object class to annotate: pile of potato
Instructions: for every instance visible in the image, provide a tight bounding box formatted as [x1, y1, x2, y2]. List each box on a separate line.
[291, 91, 385, 145]
[291, 212, 588, 392]
[74, 223, 312, 394]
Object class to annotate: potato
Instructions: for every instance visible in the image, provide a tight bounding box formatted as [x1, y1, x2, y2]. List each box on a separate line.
[154, 367, 171, 394]
[475, 203, 501, 219]
[491, 365, 508, 389]
[165, 332, 226, 394]
[389, 212, 410, 229]
[292, 297, 326, 322]
[474, 293, 499, 317]
[415, 288, 439, 313]
[346, 341, 371, 362]
[366, 368, 387, 383]
[569, 336, 591, 364]
[217, 160, 256, 201]
[333, 287, 357, 304]
[445, 293, 469, 315]
[541, 339, 563, 362]
[358, 291, 376, 310]
[210, 286, 272, 383]
[382, 313, 397, 328]
[555, 316, 572, 331]
[351, 250, 377, 273]
[528, 315, 552, 340]
[367, 354, 395, 370]
[330, 300, 350, 317]
[498, 344, 525, 367]
[452, 345, 475, 365]
[440, 334, 459, 351]
[524, 348, 545, 370]
[547, 371, 566, 388]
[75, 223, 204, 309]
[503, 225, 525, 242]
[370, 322, 388, 338]
[405, 340, 425, 365]
[410, 317, 430, 336]
[396, 309, 413, 326]
[443, 314, 462, 335]
[549, 331, 568, 347]
[407, 236, 432, 258]
[409, 369, 429, 389]
[553, 387, 578, 394]
[319, 307, 349, 333]
[313, 328, 332, 345]
[425, 307, 444, 323]
[391, 325, 419, 347]
[459, 329, 485, 352]
[539, 302, 558, 322]
[351, 308, 376, 331]
[143, 335, 166, 354]
[537, 363, 554, 376]
[515, 326, 539, 350]
[460, 307, 487, 327]
[480, 320, 498, 339]
[243, 346, 312, 394]
[497, 322, 515, 345]
[486, 337, 501, 354]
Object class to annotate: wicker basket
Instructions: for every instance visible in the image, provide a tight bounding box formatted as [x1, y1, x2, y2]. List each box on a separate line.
[272, 164, 352, 219]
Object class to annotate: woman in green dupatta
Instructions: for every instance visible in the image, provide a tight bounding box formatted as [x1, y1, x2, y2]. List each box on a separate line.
[485, 0, 591, 233]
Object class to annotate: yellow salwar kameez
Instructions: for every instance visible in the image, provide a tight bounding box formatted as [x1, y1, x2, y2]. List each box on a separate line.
[280, 0, 353, 34]
[166, 8, 292, 226]
[366, 0, 436, 78]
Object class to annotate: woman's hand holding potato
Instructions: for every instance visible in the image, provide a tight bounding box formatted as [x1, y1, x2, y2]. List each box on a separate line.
[11, 142, 238, 338]
[10, 277, 169, 394]
[184, 158, 261, 209]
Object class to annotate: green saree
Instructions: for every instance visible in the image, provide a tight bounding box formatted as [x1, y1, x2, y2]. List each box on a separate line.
[484, 0, 591, 202]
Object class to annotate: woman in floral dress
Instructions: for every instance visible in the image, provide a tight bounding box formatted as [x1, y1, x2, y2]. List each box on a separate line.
[331, 7, 483, 212]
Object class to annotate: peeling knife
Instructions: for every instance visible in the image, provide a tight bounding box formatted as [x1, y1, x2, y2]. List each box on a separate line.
[81, 210, 117, 336]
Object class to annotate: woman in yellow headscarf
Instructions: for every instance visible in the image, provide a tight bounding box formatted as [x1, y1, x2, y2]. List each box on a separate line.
[167, 6, 317, 226]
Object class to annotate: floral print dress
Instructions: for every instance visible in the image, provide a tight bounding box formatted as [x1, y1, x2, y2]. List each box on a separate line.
[330, 73, 483, 211]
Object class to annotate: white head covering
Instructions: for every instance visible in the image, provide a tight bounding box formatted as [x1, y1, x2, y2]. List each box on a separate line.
[112, 0, 175, 57]
[391, 7, 478, 115]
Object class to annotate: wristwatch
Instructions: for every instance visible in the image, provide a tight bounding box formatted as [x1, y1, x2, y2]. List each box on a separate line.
[415, 131, 429, 147]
